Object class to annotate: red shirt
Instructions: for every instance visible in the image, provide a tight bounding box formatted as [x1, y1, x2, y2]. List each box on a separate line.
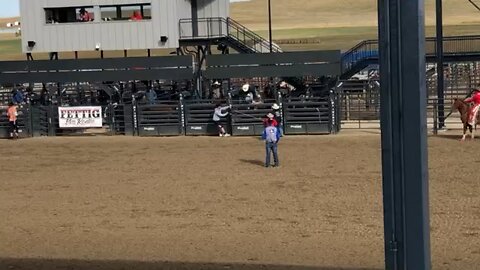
[465, 91, 480, 105]
[263, 118, 278, 127]
[130, 11, 143, 21]
[80, 12, 91, 22]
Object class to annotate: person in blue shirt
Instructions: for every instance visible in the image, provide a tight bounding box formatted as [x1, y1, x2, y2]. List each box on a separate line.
[145, 88, 157, 105]
[262, 114, 281, 168]
[12, 88, 25, 105]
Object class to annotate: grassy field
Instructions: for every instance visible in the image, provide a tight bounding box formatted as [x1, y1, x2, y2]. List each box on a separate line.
[258, 24, 480, 50]
[1, 0, 480, 59]
[231, 0, 480, 30]
[2, 23, 480, 59]
[0, 38, 21, 59]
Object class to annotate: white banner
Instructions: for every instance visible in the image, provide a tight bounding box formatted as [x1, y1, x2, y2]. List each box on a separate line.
[58, 106, 103, 128]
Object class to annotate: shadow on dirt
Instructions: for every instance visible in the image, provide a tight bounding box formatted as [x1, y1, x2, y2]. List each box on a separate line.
[0, 258, 382, 270]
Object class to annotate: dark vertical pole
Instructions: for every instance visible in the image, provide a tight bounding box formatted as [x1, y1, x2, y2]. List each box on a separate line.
[191, 0, 198, 38]
[116, 7, 121, 20]
[268, 0, 273, 53]
[436, 0, 445, 128]
[378, 0, 431, 269]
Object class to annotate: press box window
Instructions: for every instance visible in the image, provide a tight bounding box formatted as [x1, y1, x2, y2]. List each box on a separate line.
[45, 7, 94, 24]
[100, 4, 151, 21]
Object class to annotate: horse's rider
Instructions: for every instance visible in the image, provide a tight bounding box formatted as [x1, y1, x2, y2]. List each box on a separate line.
[464, 88, 480, 126]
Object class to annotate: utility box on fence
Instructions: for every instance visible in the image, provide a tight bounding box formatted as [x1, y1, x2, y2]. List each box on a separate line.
[137, 102, 183, 136]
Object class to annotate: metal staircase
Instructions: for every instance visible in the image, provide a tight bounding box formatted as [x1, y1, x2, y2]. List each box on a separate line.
[179, 17, 282, 54]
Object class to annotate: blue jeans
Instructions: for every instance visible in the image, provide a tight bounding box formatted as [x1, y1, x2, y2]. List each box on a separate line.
[278, 124, 284, 137]
[265, 142, 279, 167]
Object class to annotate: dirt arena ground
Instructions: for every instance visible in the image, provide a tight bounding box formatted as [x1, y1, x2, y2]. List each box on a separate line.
[0, 130, 479, 270]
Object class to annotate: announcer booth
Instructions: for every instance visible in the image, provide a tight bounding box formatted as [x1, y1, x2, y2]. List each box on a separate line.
[19, 0, 230, 54]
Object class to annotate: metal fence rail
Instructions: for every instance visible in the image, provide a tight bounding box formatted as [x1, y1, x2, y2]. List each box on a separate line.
[137, 101, 183, 136]
[341, 35, 480, 78]
[184, 99, 228, 136]
[0, 97, 340, 138]
[179, 17, 283, 53]
[283, 97, 333, 134]
[30, 105, 52, 136]
[231, 101, 274, 136]
[108, 103, 130, 136]
[0, 105, 30, 138]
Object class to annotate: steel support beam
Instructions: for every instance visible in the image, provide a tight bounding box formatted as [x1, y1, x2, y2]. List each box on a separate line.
[268, 0, 273, 53]
[377, 0, 431, 269]
[191, 0, 198, 38]
[436, 0, 445, 128]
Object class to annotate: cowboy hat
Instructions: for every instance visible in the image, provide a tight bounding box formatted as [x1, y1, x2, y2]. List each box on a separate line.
[212, 81, 221, 86]
[266, 113, 274, 119]
[272, 103, 280, 110]
[242, 83, 250, 92]
[279, 81, 287, 88]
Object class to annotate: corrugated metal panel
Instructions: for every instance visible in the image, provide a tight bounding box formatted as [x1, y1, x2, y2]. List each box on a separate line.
[197, 0, 228, 18]
[195, 0, 229, 37]
[21, 0, 182, 52]
[177, 0, 191, 20]
[45, 0, 151, 8]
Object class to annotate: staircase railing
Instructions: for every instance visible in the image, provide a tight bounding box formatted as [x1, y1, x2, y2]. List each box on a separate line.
[341, 35, 480, 77]
[179, 17, 282, 53]
[341, 39, 378, 75]
[226, 18, 282, 53]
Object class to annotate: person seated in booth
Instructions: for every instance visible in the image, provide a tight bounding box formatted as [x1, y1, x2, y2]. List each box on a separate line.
[130, 11, 143, 21]
[79, 8, 92, 22]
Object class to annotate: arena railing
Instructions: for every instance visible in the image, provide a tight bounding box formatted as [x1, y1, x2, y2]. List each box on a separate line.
[183, 99, 229, 136]
[0, 104, 31, 138]
[230, 99, 276, 136]
[179, 17, 282, 54]
[341, 35, 480, 79]
[283, 96, 336, 135]
[136, 101, 183, 136]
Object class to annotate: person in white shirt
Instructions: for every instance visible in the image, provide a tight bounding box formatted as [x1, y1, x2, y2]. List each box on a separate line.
[213, 103, 231, 137]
